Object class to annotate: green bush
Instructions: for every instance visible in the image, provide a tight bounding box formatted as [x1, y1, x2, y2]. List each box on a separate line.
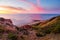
[20, 36, 25, 40]
[0, 33, 3, 39]
[52, 22, 60, 33]
[0, 29, 4, 33]
[36, 32, 46, 37]
[0, 25, 4, 33]
[8, 33, 17, 40]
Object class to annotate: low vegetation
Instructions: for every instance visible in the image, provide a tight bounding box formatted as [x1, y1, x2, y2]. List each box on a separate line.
[0, 16, 60, 40]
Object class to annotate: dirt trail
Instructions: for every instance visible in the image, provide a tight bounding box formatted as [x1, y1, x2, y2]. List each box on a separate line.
[38, 33, 60, 40]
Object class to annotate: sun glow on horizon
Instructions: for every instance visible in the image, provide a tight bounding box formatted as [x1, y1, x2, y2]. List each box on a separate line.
[0, 7, 6, 10]
[0, 6, 11, 14]
[0, 6, 26, 14]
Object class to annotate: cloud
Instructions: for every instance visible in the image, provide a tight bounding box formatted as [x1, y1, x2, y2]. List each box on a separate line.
[0, 6, 44, 14]
[0, 0, 60, 14]
[0, 0, 44, 14]
[0, 6, 60, 14]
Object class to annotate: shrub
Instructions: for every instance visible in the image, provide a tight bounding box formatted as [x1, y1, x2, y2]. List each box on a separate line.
[8, 33, 17, 40]
[20, 36, 25, 40]
[0, 25, 4, 33]
[36, 32, 46, 37]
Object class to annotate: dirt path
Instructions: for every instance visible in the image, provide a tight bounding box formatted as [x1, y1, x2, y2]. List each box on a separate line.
[37, 33, 60, 40]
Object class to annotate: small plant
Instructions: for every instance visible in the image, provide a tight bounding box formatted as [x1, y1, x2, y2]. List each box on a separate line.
[20, 36, 25, 40]
[0, 25, 4, 33]
[8, 33, 17, 40]
[36, 32, 46, 37]
[0, 33, 3, 39]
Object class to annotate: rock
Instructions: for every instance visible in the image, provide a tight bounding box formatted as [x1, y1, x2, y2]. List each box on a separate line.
[0, 17, 13, 26]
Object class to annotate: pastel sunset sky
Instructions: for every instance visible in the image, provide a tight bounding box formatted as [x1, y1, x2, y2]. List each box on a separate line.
[0, 0, 60, 14]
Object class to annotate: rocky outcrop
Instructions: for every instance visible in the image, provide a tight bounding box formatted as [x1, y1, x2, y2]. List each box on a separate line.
[0, 17, 17, 32]
[0, 17, 13, 26]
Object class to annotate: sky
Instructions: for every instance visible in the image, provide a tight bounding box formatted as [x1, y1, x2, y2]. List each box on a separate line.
[0, 0, 60, 14]
[0, 14, 59, 26]
[0, 0, 60, 25]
